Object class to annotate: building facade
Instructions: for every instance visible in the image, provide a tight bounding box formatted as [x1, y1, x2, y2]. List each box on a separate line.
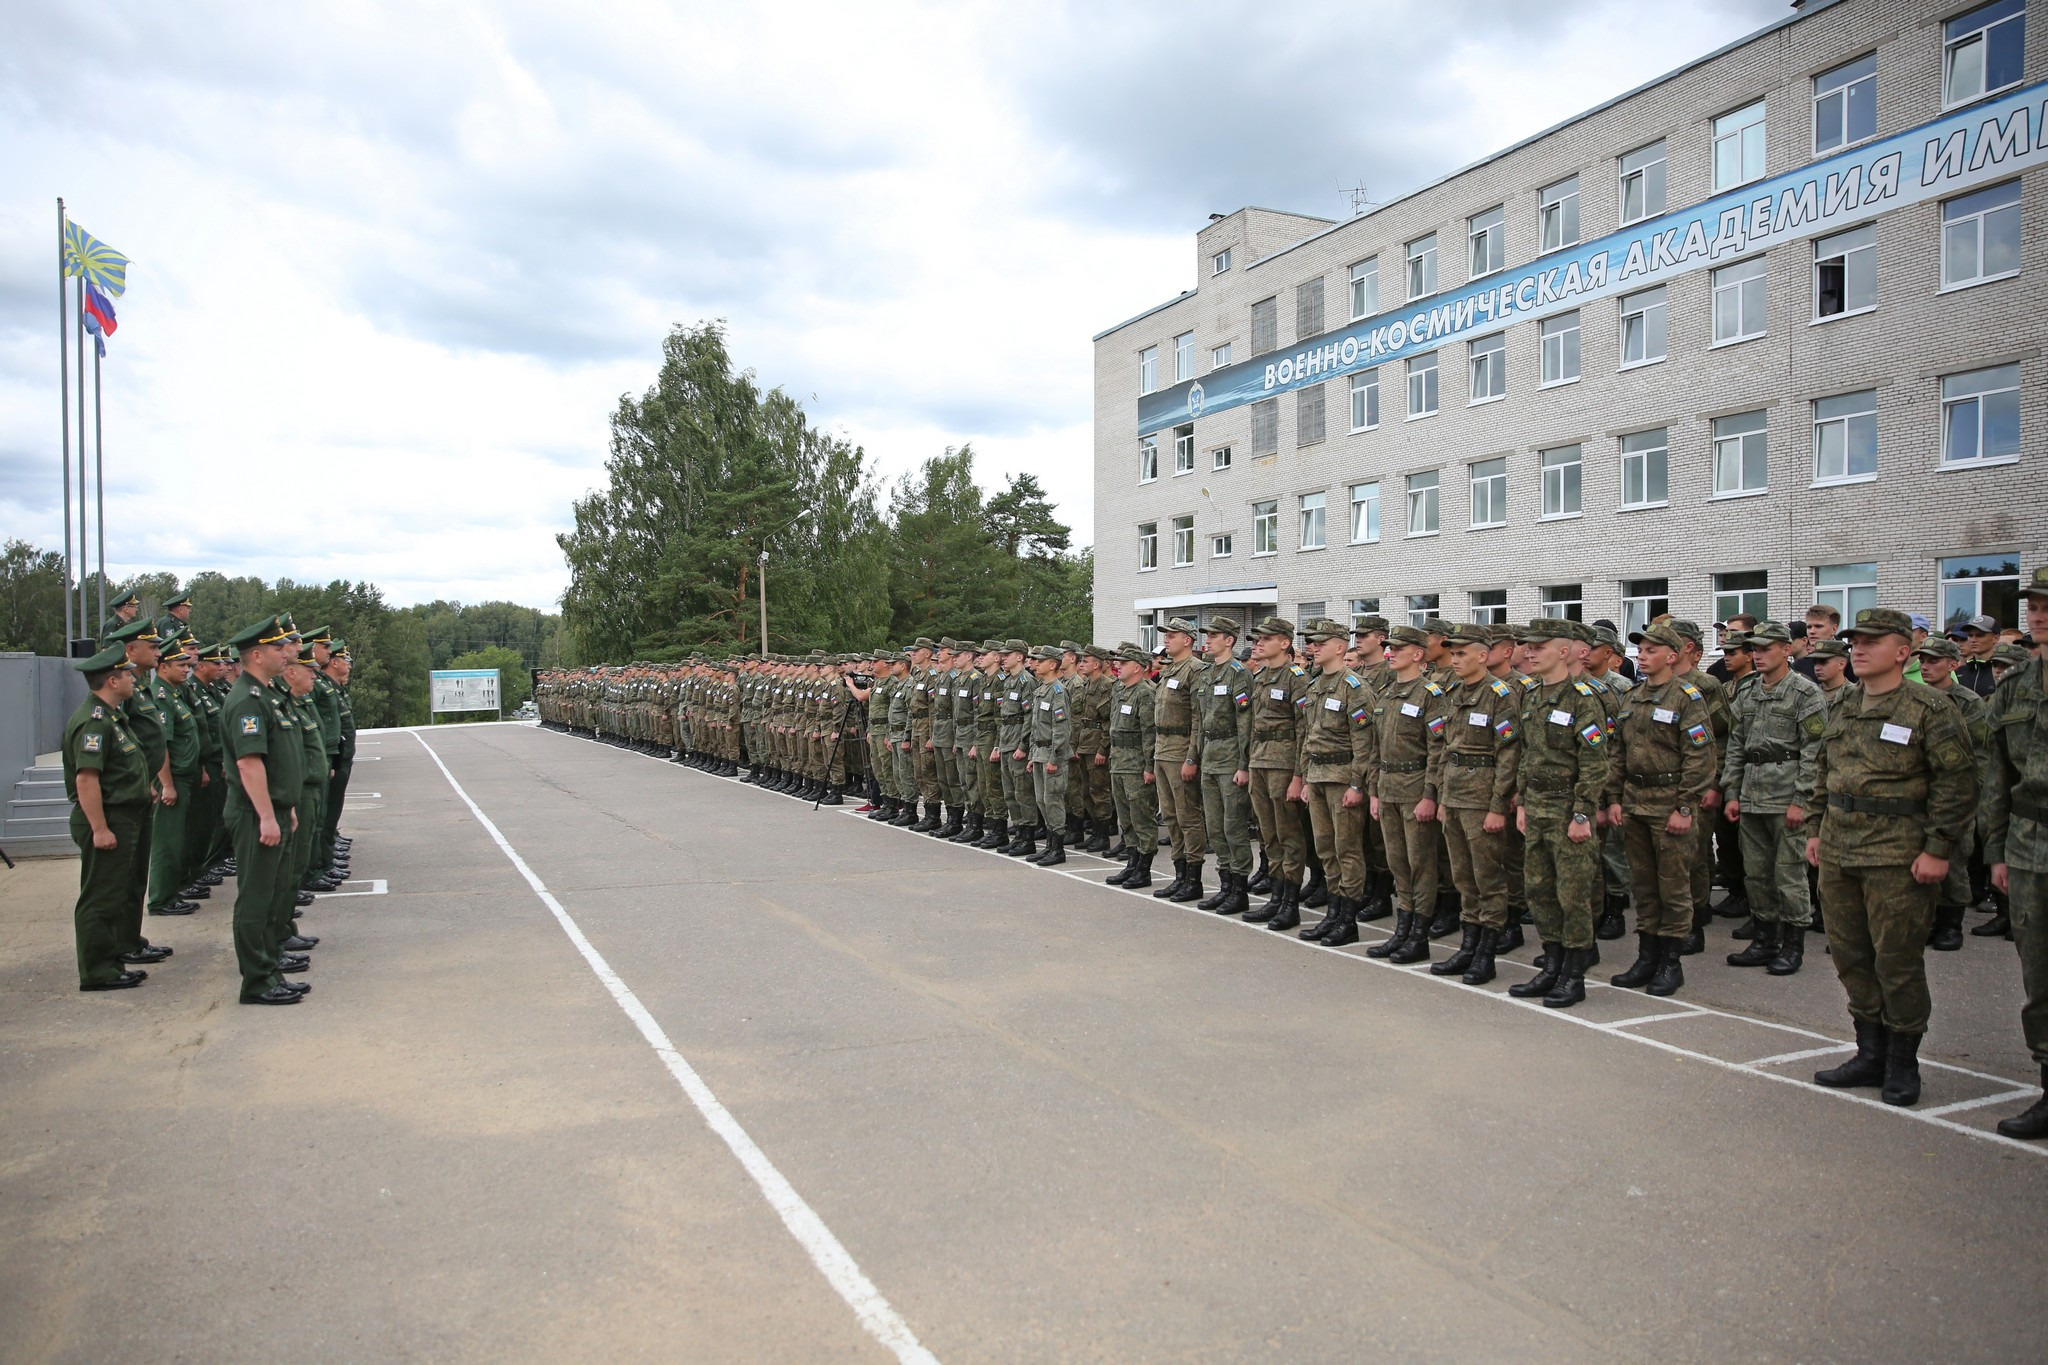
[1092, 0, 2046, 649]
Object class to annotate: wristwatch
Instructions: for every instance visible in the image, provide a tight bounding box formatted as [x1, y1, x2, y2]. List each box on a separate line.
[1571, 813, 1591, 826]
[1676, 804, 1692, 816]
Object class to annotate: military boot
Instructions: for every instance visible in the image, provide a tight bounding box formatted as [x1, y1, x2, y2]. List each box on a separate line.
[1032, 830, 1066, 867]
[1509, 943, 1563, 998]
[1881, 1030, 1923, 1106]
[1928, 905, 1965, 951]
[1168, 863, 1206, 904]
[1215, 873, 1250, 917]
[1727, 920, 1779, 966]
[1265, 883, 1301, 932]
[1431, 923, 1480, 976]
[1196, 873, 1232, 911]
[1083, 821, 1110, 853]
[1153, 859, 1188, 899]
[1247, 850, 1273, 896]
[817, 784, 843, 806]
[1679, 901, 1708, 955]
[1122, 852, 1155, 889]
[912, 803, 941, 833]
[1497, 913, 1525, 954]
[1595, 893, 1628, 940]
[1321, 897, 1360, 946]
[1461, 927, 1500, 985]
[1105, 849, 1138, 886]
[890, 801, 920, 827]
[1357, 870, 1393, 922]
[1005, 827, 1037, 858]
[1767, 923, 1806, 975]
[1814, 1017, 1888, 1089]
[1994, 1067, 2048, 1140]
[1389, 914, 1432, 964]
[1542, 947, 1589, 1008]
[977, 817, 1009, 849]
[1298, 889, 1345, 940]
[866, 797, 894, 822]
[1299, 867, 1329, 910]
[1720, 888, 1751, 921]
[1645, 938, 1686, 996]
[951, 812, 983, 844]
[1610, 932, 1661, 989]
[1244, 878, 1293, 924]
[1428, 889, 1460, 939]
[1366, 911, 1415, 960]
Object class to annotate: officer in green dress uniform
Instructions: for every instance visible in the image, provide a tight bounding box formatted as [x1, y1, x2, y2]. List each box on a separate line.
[98, 587, 140, 641]
[63, 643, 156, 990]
[321, 641, 357, 877]
[145, 636, 204, 917]
[219, 615, 308, 1006]
[104, 617, 168, 959]
[299, 627, 346, 888]
[284, 645, 333, 944]
[179, 640, 227, 904]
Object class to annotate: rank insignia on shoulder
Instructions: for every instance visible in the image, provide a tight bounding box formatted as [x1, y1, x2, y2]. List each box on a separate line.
[1573, 680, 1594, 696]
[240, 716, 261, 735]
[1424, 681, 1443, 696]
[1488, 678, 1512, 699]
[1678, 681, 1703, 701]
[1578, 721, 1605, 746]
[1289, 664, 1305, 676]
[90, 705, 104, 719]
[82, 733, 102, 752]
[1344, 673, 1360, 687]
[1685, 722, 1709, 747]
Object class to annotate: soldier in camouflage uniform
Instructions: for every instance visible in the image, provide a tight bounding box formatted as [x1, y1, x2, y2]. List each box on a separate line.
[947, 643, 985, 843]
[1025, 646, 1073, 865]
[1151, 618, 1207, 904]
[1486, 623, 1538, 951]
[1982, 566, 2048, 1139]
[927, 641, 962, 836]
[1915, 635, 1989, 951]
[973, 641, 1010, 849]
[1721, 621, 1828, 974]
[1293, 618, 1373, 946]
[1192, 618, 1254, 917]
[1427, 624, 1522, 984]
[1104, 643, 1159, 889]
[1671, 620, 1734, 954]
[862, 653, 901, 818]
[1365, 625, 1448, 964]
[1072, 646, 1115, 852]
[1242, 618, 1309, 928]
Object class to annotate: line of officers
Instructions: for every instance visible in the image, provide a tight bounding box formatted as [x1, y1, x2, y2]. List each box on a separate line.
[60, 597, 359, 1007]
[535, 577, 2048, 1136]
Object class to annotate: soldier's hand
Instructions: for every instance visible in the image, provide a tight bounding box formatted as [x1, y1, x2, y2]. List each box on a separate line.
[1013, 748, 1027, 762]
[1044, 761, 1058, 775]
[968, 747, 978, 759]
[1701, 788, 1721, 810]
[1369, 795, 1381, 819]
[200, 770, 210, 789]
[1180, 761, 1197, 782]
[1233, 769, 1249, 788]
[1516, 807, 1528, 835]
[291, 810, 299, 832]
[924, 740, 934, 751]
[1605, 802, 1623, 827]
[1784, 803, 1805, 830]
[1723, 799, 1741, 822]
[1911, 852, 1948, 885]
[92, 825, 118, 851]
[1093, 753, 1106, 767]
[1286, 776, 1304, 803]
[1483, 810, 1506, 834]
[1566, 818, 1592, 844]
[161, 782, 177, 807]
[1413, 798, 1435, 823]
[1343, 786, 1363, 809]
[1142, 771, 1154, 786]
[1993, 862, 2010, 895]
[259, 814, 281, 847]
[1668, 810, 1694, 835]
[1805, 836, 1820, 867]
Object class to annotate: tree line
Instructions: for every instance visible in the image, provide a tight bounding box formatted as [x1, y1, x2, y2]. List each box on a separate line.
[557, 320, 1091, 662]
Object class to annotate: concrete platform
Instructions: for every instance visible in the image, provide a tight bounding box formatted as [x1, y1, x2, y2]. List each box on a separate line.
[2, 721, 2043, 1364]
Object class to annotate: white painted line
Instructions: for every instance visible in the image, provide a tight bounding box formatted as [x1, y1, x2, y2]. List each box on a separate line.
[1747, 1045, 1856, 1066]
[411, 731, 938, 1365]
[1919, 1089, 2039, 1119]
[1603, 1010, 1711, 1029]
[317, 878, 388, 898]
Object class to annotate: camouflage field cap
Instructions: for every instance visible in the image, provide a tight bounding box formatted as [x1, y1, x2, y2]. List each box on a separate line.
[1518, 617, 1576, 643]
[1844, 607, 1915, 640]
[1744, 620, 1792, 645]
[1914, 636, 1961, 661]
[1665, 618, 1705, 646]
[1161, 616, 1199, 637]
[1115, 643, 1151, 664]
[1301, 616, 1349, 643]
[1203, 615, 1242, 638]
[1484, 624, 1520, 647]
[1003, 637, 1030, 655]
[1589, 623, 1623, 650]
[1385, 624, 1429, 648]
[1993, 641, 2033, 666]
[1083, 644, 1115, 661]
[979, 638, 1005, 653]
[1809, 638, 1851, 660]
[1421, 617, 1454, 637]
[1721, 631, 1752, 651]
[1567, 619, 1598, 645]
[1250, 615, 1295, 639]
[2021, 566, 2048, 601]
[1059, 640, 1085, 655]
[1631, 621, 1687, 652]
[1351, 615, 1390, 635]
[1029, 644, 1062, 662]
[1444, 623, 1490, 648]
[911, 637, 937, 652]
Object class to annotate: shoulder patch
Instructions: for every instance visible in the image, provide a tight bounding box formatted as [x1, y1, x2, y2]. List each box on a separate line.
[239, 715, 261, 735]
[1686, 722, 1710, 748]
[82, 732, 102, 752]
[1344, 673, 1360, 687]
[1573, 680, 1594, 696]
[1289, 664, 1305, 676]
[1423, 680, 1443, 696]
[1678, 680, 1703, 701]
[1488, 678, 1512, 699]
[90, 705, 104, 719]
[1802, 713, 1827, 737]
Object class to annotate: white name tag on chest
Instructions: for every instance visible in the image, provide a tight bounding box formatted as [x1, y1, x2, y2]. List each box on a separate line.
[1039, 701, 1050, 710]
[1880, 722, 1913, 745]
[1653, 707, 1676, 724]
[1467, 711, 1489, 726]
[1400, 702, 1421, 717]
[1324, 697, 1341, 711]
[1166, 679, 1180, 690]
[1008, 692, 1019, 701]
[1213, 684, 1228, 695]
[1269, 687, 1286, 700]
[1120, 704, 1133, 714]
[1549, 708, 1573, 726]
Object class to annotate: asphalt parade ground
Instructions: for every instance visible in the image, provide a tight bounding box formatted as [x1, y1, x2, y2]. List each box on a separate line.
[4, 722, 2045, 1363]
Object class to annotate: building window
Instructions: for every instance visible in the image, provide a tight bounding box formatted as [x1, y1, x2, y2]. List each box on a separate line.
[1406, 470, 1440, 536]
[1138, 435, 1158, 483]
[1406, 593, 1440, 629]
[1296, 383, 1327, 445]
[1406, 234, 1437, 300]
[1249, 398, 1279, 457]
[1174, 331, 1195, 382]
[1349, 258, 1379, 320]
[1540, 311, 1581, 386]
[1814, 562, 1878, 623]
[1138, 611, 1159, 652]
[1211, 532, 1233, 558]
[1349, 481, 1381, 544]
[1138, 346, 1158, 394]
[1540, 445, 1582, 518]
[1713, 100, 1766, 191]
[1942, 363, 2022, 465]
[1171, 514, 1195, 566]
[1137, 522, 1158, 571]
[1714, 571, 1770, 625]
[1406, 352, 1439, 418]
[1212, 247, 1233, 274]
[1251, 297, 1278, 355]
[1468, 332, 1506, 402]
[1541, 584, 1584, 622]
[1469, 457, 1507, 528]
[1619, 140, 1667, 224]
[1297, 600, 1327, 623]
[1942, 553, 2021, 629]
[1468, 206, 1505, 278]
[1540, 177, 1580, 252]
[1299, 491, 1327, 550]
[1619, 286, 1667, 367]
[1712, 256, 1767, 344]
[1621, 577, 1670, 641]
[1212, 342, 1234, 369]
[1942, 180, 2021, 289]
[1621, 429, 1669, 509]
[1944, 0, 2026, 108]
[1814, 224, 1877, 319]
[1252, 500, 1279, 556]
[1349, 367, 1380, 431]
[1712, 411, 1769, 497]
[1350, 598, 1382, 630]
[1296, 278, 1326, 340]
[1211, 444, 1234, 471]
[1173, 424, 1195, 475]
[1470, 589, 1508, 625]
[1814, 53, 1876, 153]
[1813, 390, 1878, 483]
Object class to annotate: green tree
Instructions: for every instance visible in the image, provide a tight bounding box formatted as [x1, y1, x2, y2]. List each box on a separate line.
[0, 540, 69, 655]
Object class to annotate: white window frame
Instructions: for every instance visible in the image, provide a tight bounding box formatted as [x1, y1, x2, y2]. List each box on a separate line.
[1251, 500, 1279, 556]
[1405, 593, 1440, 629]
[1173, 331, 1195, 383]
[1540, 311, 1581, 387]
[1541, 584, 1584, 622]
[1171, 514, 1195, 567]
[1813, 52, 1877, 154]
[1299, 491, 1327, 551]
[1620, 429, 1669, 511]
[1406, 351, 1439, 419]
[1813, 562, 1878, 623]
[1813, 223, 1877, 321]
[1172, 424, 1195, 476]
[1138, 345, 1159, 394]
[1940, 363, 2023, 468]
[1211, 342, 1234, 369]
[1349, 481, 1381, 544]
[1944, 0, 2027, 109]
[1712, 256, 1767, 346]
[1349, 598, 1382, 631]
[1212, 247, 1233, 274]
[1406, 470, 1440, 538]
[1812, 390, 1878, 486]
[1469, 457, 1508, 529]
[1211, 444, 1234, 472]
[1713, 99, 1767, 191]
[1941, 553, 2022, 631]
[1349, 367, 1380, 432]
[1406, 234, 1437, 300]
[1210, 532, 1234, 559]
[1138, 435, 1158, 484]
[1469, 588, 1508, 626]
[1941, 179, 2022, 291]
[1468, 332, 1506, 404]
[1137, 522, 1158, 572]
[1711, 410, 1770, 499]
[1540, 176, 1580, 252]
[1714, 571, 1771, 626]
[1619, 140, 1667, 226]
[1620, 578, 1670, 641]
[1540, 445, 1583, 520]
[1468, 206, 1505, 279]
[1619, 286, 1667, 369]
[1348, 258, 1379, 320]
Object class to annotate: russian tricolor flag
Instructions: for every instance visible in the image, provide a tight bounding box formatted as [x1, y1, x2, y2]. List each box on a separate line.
[82, 281, 118, 352]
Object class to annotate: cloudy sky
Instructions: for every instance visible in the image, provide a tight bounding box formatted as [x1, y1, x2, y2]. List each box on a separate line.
[0, 0, 1788, 610]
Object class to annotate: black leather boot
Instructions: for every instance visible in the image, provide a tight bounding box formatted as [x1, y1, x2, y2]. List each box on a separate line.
[1610, 932, 1660, 989]
[889, 800, 918, 827]
[1542, 946, 1589, 1008]
[951, 813, 983, 844]
[1389, 913, 1432, 964]
[1247, 850, 1273, 895]
[1973, 908, 2013, 938]
[1266, 883, 1301, 931]
[1196, 871, 1232, 911]
[1367, 911, 1414, 960]
[1497, 915, 1525, 954]
[977, 817, 1008, 849]
[1767, 923, 1806, 975]
[1123, 852, 1155, 889]
[1719, 889, 1751, 921]
[1168, 863, 1205, 904]
[1105, 849, 1138, 886]
[912, 802, 940, 833]
[1678, 903, 1706, 955]
[1646, 937, 1686, 996]
[1006, 829, 1037, 858]
[1595, 893, 1628, 940]
[1461, 927, 1500, 985]
[936, 807, 963, 839]
[819, 784, 844, 806]
[1321, 896, 1359, 946]
[1244, 877, 1292, 924]
[1509, 943, 1563, 998]
[1216, 872, 1250, 917]
[1881, 1030, 1923, 1106]
[1299, 867, 1329, 910]
[1299, 888, 1345, 940]
[1928, 905, 1965, 951]
[1084, 821, 1110, 853]
[1728, 920, 1779, 967]
[1427, 890, 1459, 939]
[1033, 830, 1066, 866]
[1153, 858, 1187, 899]
[1357, 871, 1393, 922]
[1814, 1017, 1888, 1089]
[1995, 1066, 2048, 1139]
[1431, 923, 1479, 976]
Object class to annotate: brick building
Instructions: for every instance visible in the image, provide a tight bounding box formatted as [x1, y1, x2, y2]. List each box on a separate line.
[1091, 0, 2046, 649]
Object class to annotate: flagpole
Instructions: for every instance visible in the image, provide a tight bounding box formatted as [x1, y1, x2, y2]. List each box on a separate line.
[93, 343, 106, 626]
[57, 199, 74, 649]
[76, 277, 89, 634]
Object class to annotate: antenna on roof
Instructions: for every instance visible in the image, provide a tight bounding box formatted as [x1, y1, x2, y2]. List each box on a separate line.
[1347, 182, 1376, 217]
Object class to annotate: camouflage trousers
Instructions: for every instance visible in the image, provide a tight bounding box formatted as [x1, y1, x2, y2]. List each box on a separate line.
[1302, 782, 1365, 901]
[1523, 802, 1600, 950]
[1002, 753, 1038, 828]
[1440, 806, 1510, 930]
[1379, 796, 1438, 917]
[1199, 767, 1253, 876]
[1820, 860, 1939, 1036]
[2010, 867, 2048, 1066]
[952, 747, 978, 814]
[1032, 761, 1067, 830]
[1247, 768, 1306, 883]
[1110, 770, 1157, 854]
[979, 751, 1007, 820]
[1154, 758, 1205, 865]
[1740, 811, 1811, 927]
[1622, 814, 1696, 940]
[1076, 756, 1112, 823]
[931, 739, 960, 807]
